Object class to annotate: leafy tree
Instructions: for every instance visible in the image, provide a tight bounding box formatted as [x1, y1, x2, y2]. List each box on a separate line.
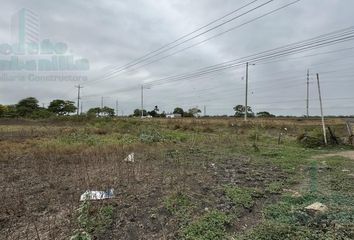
[233, 105, 254, 117]
[87, 107, 101, 117]
[133, 109, 147, 117]
[0, 104, 7, 117]
[257, 111, 275, 118]
[183, 112, 193, 117]
[101, 106, 115, 117]
[87, 107, 114, 117]
[2, 105, 17, 118]
[148, 105, 159, 117]
[173, 107, 184, 115]
[16, 97, 39, 117]
[188, 107, 201, 116]
[48, 99, 77, 115]
[133, 109, 140, 117]
[31, 108, 54, 119]
[160, 111, 166, 118]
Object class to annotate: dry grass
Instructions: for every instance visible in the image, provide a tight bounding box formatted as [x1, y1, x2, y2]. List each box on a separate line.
[0, 117, 351, 239]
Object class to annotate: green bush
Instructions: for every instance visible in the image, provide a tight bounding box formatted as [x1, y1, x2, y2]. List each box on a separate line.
[297, 128, 327, 148]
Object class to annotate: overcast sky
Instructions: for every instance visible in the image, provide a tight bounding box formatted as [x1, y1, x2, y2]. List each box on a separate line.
[1, 0, 354, 116]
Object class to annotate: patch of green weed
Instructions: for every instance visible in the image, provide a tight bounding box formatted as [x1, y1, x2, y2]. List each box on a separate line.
[265, 181, 284, 194]
[139, 129, 165, 143]
[164, 192, 194, 226]
[234, 220, 354, 240]
[165, 192, 191, 214]
[71, 201, 114, 239]
[181, 211, 230, 240]
[224, 186, 261, 209]
[59, 132, 102, 146]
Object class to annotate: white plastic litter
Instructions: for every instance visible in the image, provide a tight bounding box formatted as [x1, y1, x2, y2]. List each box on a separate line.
[80, 188, 114, 201]
[124, 152, 135, 163]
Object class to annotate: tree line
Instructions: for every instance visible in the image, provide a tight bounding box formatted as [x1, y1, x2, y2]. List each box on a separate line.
[0, 97, 115, 119]
[131, 106, 202, 118]
[0, 97, 275, 119]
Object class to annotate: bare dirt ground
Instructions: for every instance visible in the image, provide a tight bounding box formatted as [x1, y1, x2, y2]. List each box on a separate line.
[1, 118, 351, 239]
[1, 145, 286, 239]
[314, 150, 354, 160]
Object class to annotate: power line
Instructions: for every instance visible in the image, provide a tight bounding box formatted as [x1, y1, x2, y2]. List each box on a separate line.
[142, 29, 354, 87]
[121, 0, 303, 77]
[84, 0, 297, 86]
[255, 46, 354, 66]
[36, 1, 269, 97]
[100, 0, 263, 79]
[80, 29, 354, 100]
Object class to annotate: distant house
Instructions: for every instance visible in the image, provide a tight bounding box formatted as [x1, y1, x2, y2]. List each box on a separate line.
[166, 113, 182, 118]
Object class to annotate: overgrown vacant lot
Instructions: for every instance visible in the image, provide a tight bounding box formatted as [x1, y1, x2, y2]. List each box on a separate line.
[0, 118, 353, 239]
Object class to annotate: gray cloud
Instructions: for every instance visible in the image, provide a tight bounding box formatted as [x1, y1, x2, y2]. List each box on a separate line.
[1, 0, 354, 116]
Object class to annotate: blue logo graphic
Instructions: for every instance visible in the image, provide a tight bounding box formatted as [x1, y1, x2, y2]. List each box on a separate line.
[0, 8, 89, 81]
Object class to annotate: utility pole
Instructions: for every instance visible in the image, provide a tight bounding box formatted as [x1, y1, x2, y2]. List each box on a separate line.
[101, 96, 104, 109]
[204, 105, 206, 117]
[140, 85, 151, 118]
[141, 85, 144, 118]
[306, 69, 310, 118]
[115, 100, 119, 117]
[244, 62, 255, 121]
[245, 62, 249, 121]
[75, 85, 83, 116]
[316, 73, 327, 145]
[80, 102, 83, 115]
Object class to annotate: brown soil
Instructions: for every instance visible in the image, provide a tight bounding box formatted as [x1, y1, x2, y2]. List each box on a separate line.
[0, 122, 293, 240]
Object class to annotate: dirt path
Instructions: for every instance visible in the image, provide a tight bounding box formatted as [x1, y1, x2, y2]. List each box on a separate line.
[313, 150, 354, 160]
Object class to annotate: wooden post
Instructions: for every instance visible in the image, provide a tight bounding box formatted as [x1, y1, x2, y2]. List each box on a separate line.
[278, 132, 282, 145]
